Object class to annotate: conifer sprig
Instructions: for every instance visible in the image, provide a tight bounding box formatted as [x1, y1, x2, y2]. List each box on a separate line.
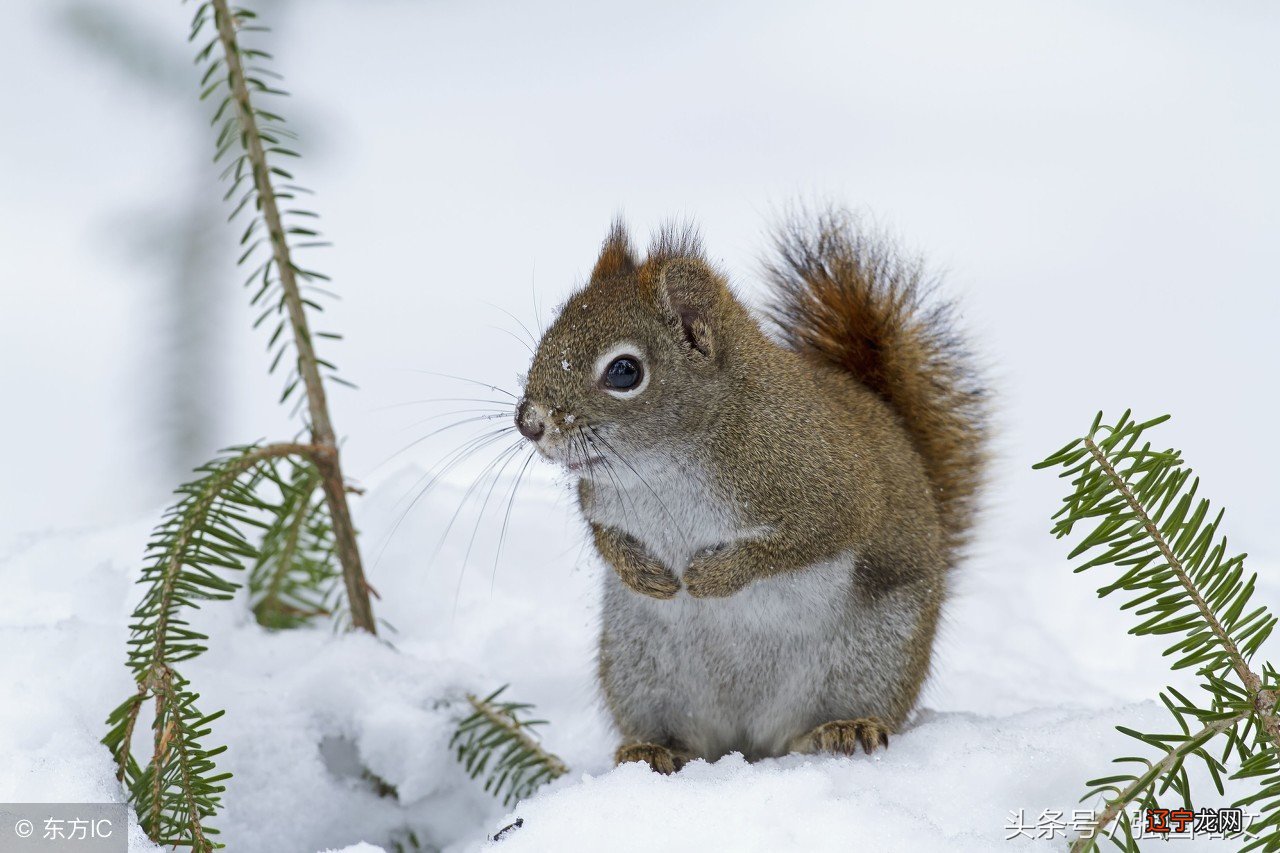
[191, 1, 342, 404]
[106, 3, 386, 847]
[103, 443, 314, 849]
[249, 457, 339, 629]
[1037, 412, 1280, 851]
[452, 687, 569, 806]
[189, 0, 375, 633]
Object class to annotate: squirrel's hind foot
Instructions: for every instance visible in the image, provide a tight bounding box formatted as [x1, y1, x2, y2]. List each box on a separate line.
[614, 741, 688, 774]
[792, 717, 891, 756]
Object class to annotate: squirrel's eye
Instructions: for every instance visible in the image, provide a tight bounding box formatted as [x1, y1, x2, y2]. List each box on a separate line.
[603, 357, 642, 391]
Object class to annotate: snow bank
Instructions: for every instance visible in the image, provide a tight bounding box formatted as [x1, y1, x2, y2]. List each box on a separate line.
[479, 706, 1167, 853]
[1, 464, 1275, 852]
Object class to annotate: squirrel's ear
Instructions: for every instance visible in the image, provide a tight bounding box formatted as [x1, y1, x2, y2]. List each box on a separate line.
[591, 220, 637, 280]
[658, 258, 719, 359]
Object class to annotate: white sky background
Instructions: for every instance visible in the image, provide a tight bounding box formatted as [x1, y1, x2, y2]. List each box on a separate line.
[1, 0, 1277, 565]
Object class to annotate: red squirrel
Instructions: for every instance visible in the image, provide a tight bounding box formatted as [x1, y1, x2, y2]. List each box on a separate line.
[514, 208, 987, 770]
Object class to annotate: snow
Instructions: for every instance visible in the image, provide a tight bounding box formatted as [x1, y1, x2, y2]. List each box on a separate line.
[479, 706, 1161, 853]
[3, 0, 1279, 850]
[3, 460, 1276, 851]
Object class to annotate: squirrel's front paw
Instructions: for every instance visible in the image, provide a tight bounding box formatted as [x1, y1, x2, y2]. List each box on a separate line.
[593, 524, 680, 599]
[683, 544, 752, 598]
[616, 557, 680, 599]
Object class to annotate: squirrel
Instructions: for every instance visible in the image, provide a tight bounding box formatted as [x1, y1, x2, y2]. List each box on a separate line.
[514, 207, 987, 772]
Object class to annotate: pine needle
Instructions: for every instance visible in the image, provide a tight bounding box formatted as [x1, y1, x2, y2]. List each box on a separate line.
[451, 686, 569, 807]
[102, 443, 314, 850]
[249, 457, 339, 629]
[1037, 412, 1280, 851]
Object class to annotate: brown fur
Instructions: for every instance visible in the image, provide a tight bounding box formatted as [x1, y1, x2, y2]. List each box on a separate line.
[763, 208, 988, 564]
[590, 218, 638, 280]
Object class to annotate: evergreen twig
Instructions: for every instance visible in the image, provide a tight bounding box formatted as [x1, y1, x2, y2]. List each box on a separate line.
[452, 687, 569, 806]
[1037, 411, 1280, 851]
[1071, 712, 1248, 852]
[103, 442, 314, 849]
[106, 3, 390, 846]
[194, 0, 376, 634]
[1079, 431, 1280, 745]
[249, 458, 338, 628]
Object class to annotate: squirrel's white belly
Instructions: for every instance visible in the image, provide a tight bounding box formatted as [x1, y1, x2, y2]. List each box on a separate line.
[602, 557, 855, 760]
[587, 461, 857, 760]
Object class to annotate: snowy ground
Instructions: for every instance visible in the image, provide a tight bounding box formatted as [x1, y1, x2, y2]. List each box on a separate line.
[3, 454, 1276, 852]
[3, 0, 1278, 850]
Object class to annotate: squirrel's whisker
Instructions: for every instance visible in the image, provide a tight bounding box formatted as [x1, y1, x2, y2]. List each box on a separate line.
[530, 266, 545, 336]
[578, 432, 659, 560]
[368, 427, 518, 572]
[399, 369, 518, 399]
[585, 437, 627, 506]
[369, 397, 514, 414]
[585, 427, 692, 547]
[371, 413, 513, 474]
[434, 437, 524, 568]
[482, 300, 540, 350]
[578, 428, 627, 508]
[486, 323, 535, 356]
[392, 409, 509, 436]
[444, 439, 527, 617]
[490, 446, 538, 593]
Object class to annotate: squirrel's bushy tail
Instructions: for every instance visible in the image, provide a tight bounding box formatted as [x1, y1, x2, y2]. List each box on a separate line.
[763, 207, 988, 561]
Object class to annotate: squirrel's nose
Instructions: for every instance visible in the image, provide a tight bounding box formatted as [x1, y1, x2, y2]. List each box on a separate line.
[515, 399, 546, 441]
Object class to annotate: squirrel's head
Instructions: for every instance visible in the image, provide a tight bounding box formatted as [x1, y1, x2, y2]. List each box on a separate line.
[516, 221, 753, 476]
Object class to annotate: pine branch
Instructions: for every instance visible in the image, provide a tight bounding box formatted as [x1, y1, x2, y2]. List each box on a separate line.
[104, 4, 387, 847]
[126, 443, 314, 680]
[1038, 412, 1278, 728]
[103, 443, 313, 849]
[134, 670, 230, 851]
[190, 0, 376, 634]
[1071, 710, 1248, 852]
[452, 687, 568, 807]
[1081, 430, 1279, 740]
[1037, 411, 1280, 849]
[249, 457, 338, 629]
